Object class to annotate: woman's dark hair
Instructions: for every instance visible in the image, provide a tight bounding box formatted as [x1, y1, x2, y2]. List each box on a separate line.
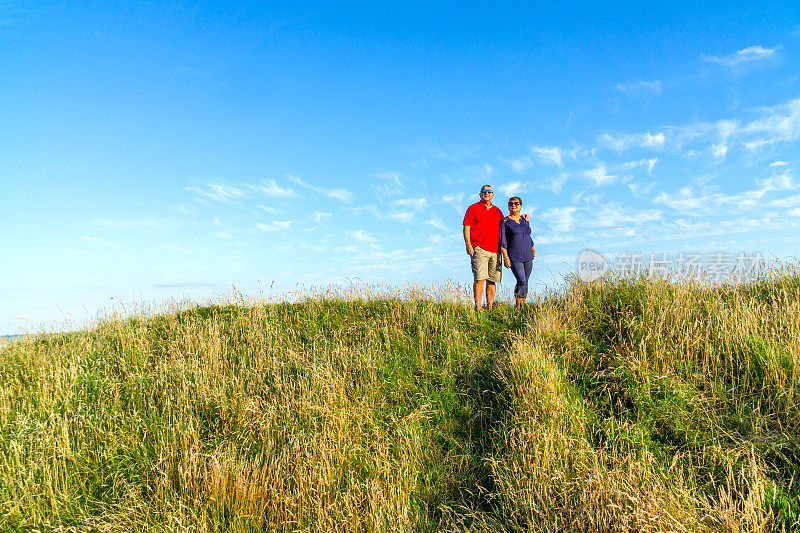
[508, 196, 522, 205]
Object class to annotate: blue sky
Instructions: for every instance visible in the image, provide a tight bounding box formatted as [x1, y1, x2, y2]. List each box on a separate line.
[2, 1, 800, 334]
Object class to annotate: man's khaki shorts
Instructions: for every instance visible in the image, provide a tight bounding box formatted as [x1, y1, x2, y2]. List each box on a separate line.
[471, 246, 502, 283]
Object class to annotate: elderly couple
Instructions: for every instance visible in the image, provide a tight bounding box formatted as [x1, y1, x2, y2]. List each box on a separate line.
[462, 184, 536, 311]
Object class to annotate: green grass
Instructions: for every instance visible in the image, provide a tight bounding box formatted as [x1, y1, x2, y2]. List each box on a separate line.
[1, 273, 799, 531]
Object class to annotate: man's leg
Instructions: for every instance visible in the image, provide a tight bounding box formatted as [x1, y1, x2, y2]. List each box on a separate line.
[484, 251, 501, 309]
[485, 281, 496, 309]
[470, 247, 489, 311]
[473, 280, 485, 310]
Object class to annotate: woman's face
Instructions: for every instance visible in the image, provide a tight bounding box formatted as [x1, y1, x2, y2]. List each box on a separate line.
[508, 199, 522, 214]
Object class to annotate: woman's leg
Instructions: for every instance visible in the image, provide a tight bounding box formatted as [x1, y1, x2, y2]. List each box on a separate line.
[510, 260, 527, 300]
[522, 260, 533, 298]
[512, 260, 533, 310]
[511, 260, 533, 296]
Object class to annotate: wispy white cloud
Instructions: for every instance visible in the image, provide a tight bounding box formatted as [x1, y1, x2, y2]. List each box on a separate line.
[509, 156, 534, 173]
[583, 164, 617, 186]
[539, 206, 578, 232]
[757, 172, 795, 193]
[654, 187, 730, 215]
[535, 234, 580, 245]
[572, 190, 604, 205]
[442, 193, 465, 211]
[374, 171, 403, 187]
[216, 232, 233, 239]
[392, 198, 428, 211]
[312, 211, 332, 223]
[628, 182, 657, 198]
[598, 132, 665, 152]
[617, 158, 658, 175]
[654, 172, 796, 216]
[711, 143, 728, 158]
[251, 179, 298, 197]
[256, 205, 280, 214]
[534, 253, 581, 265]
[740, 99, 800, 143]
[457, 163, 495, 180]
[343, 205, 381, 217]
[541, 173, 568, 194]
[742, 138, 770, 151]
[324, 189, 353, 202]
[497, 181, 527, 197]
[587, 203, 662, 227]
[661, 123, 714, 151]
[347, 230, 376, 243]
[614, 80, 662, 95]
[531, 146, 564, 166]
[710, 119, 739, 159]
[703, 45, 778, 66]
[255, 221, 293, 232]
[186, 183, 250, 202]
[389, 211, 416, 223]
[290, 175, 353, 202]
[426, 215, 449, 231]
[611, 98, 800, 160]
[371, 171, 405, 199]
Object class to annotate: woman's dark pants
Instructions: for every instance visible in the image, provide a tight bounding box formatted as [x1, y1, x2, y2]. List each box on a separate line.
[510, 260, 533, 298]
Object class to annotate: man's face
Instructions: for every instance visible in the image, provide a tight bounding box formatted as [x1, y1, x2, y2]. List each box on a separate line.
[479, 186, 494, 202]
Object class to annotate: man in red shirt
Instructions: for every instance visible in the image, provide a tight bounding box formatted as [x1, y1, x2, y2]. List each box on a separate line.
[463, 184, 504, 310]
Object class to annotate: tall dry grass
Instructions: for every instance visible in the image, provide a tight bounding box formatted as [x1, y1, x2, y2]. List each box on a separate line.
[0, 273, 798, 531]
[489, 269, 799, 532]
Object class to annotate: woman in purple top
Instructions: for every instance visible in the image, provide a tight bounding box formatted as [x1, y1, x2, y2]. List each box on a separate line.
[500, 196, 536, 310]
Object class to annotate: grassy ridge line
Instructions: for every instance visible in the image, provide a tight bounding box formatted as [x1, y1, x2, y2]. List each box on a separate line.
[1, 295, 524, 530]
[0, 275, 798, 531]
[491, 276, 799, 531]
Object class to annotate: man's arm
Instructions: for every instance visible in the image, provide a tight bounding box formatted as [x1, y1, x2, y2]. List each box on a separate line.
[463, 225, 474, 256]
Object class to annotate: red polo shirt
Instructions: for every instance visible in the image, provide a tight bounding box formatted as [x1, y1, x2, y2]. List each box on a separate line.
[463, 202, 504, 253]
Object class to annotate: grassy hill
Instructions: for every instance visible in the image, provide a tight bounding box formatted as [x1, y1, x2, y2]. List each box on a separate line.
[1, 273, 798, 531]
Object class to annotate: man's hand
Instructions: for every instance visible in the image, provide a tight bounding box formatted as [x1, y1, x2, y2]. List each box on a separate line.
[504, 257, 511, 268]
[463, 225, 474, 256]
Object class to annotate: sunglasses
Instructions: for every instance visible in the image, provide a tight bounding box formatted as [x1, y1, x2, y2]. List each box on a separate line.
[508, 201, 521, 206]
[480, 189, 493, 194]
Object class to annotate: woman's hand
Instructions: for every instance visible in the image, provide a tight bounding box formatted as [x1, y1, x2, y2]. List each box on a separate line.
[504, 256, 511, 268]
[523, 213, 530, 221]
[532, 246, 536, 259]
